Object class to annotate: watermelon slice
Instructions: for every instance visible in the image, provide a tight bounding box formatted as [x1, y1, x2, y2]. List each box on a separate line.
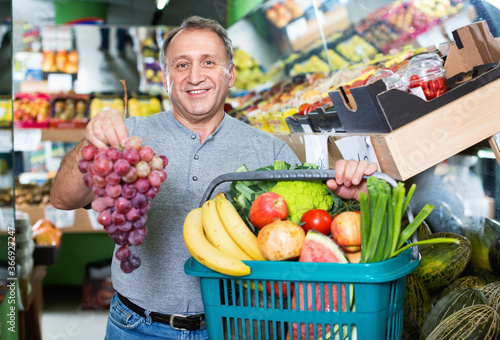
[299, 230, 349, 263]
[289, 230, 352, 340]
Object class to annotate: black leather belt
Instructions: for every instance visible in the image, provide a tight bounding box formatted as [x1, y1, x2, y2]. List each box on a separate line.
[117, 293, 206, 331]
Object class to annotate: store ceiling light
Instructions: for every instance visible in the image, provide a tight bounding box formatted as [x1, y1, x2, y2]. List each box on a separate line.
[157, 0, 169, 10]
[478, 149, 496, 159]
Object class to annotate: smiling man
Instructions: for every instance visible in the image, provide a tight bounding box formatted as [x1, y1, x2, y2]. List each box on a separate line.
[50, 16, 375, 339]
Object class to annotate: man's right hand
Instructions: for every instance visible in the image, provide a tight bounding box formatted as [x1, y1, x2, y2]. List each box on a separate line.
[86, 109, 129, 149]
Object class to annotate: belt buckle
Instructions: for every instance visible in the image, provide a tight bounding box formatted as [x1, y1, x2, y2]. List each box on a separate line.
[169, 314, 194, 331]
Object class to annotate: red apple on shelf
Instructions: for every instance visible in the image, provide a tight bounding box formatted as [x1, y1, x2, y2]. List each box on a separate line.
[249, 192, 288, 229]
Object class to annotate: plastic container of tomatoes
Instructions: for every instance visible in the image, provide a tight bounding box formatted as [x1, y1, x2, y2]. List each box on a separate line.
[406, 59, 448, 101]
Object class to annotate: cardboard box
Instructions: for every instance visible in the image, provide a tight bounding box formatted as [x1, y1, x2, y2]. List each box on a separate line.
[329, 20, 500, 133]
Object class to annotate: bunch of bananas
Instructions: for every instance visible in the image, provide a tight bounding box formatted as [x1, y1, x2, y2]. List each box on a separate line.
[183, 193, 266, 276]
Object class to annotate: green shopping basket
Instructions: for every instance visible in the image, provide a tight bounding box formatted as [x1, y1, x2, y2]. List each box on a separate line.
[185, 170, 421, 340]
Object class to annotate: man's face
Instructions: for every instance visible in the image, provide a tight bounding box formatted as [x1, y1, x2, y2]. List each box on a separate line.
[163, 29, 235, 122]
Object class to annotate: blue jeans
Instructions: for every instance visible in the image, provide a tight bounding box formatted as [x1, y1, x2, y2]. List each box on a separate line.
[105, 293, 209, 340]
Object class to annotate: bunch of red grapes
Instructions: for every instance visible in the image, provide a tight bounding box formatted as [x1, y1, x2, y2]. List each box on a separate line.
[78, 136, 168, 273]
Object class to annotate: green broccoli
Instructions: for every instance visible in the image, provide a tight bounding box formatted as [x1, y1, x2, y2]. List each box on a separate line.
[270, 180, 333, 224]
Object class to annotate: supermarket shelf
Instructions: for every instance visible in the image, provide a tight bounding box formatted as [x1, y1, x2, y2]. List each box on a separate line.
[16, 205, 105, 233]
[13, 128, 86, 143]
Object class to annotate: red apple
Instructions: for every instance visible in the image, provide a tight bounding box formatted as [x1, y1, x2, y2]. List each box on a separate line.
[330, 211, 361, 252]
[249, 192, 288, 229]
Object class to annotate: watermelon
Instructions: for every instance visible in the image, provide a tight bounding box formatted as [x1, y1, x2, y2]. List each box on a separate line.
[426, 305, 500, 340]
[403, 274, 432, 339]
[421, 287, 488, 339]
[289, 230, 351, 340]
[489, 235, 500, 278]
[438, 276, 484, 300]
[414, 232, 471, 293]
[299, 230, 348, 263]
[481, 282, 500, 313]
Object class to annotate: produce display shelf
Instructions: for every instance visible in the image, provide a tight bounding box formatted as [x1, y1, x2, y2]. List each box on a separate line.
[16, 205, 105, 233]
[369, 75, 500, 181]
[14, 127, 86, 143]
[277, 76, 500, 181]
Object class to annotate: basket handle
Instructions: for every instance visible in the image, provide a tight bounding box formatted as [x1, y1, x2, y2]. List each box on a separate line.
[200, 169, 418, 261]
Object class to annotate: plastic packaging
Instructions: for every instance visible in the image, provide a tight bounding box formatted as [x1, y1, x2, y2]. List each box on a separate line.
[408, 52, 444, 68]
[366, 69, 408, 91]
[405, 58, 447, 100]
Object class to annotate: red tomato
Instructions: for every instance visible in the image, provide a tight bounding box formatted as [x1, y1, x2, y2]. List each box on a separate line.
[424, 88, 435, 100]
[436, 77, 445, 89]
[298, 103, 310, 115]
[428, 79, 437, 92]
[300, 209, 333, 235]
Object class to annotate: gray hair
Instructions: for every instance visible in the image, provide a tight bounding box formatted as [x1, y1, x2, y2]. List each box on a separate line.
[160, 16, 234, 73]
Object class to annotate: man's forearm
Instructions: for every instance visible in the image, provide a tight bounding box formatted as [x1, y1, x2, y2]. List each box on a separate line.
[50, 139, 94, 210]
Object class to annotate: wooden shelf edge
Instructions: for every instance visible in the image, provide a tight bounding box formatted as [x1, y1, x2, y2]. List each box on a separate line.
[371, 77, 500, 181]
[41, 128, 86, 142]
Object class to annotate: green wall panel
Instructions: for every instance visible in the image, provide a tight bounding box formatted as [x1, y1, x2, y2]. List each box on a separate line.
[54, 1, 108, 24]
[44, 233, 114, 285]
[227, 0, 264, 26]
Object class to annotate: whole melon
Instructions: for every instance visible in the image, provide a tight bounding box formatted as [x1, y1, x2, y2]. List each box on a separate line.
[414, 232, 471, 294]
[420, 287, 488, 339]
[489, 235, 500, 278]
[426, 305, 500, 340]
[468, 217, 500, 272]
[468, 268, 498, 285]
[403, 274, 432, 339]
[481, 282, 500, 314]
[438, 275, 484, 300]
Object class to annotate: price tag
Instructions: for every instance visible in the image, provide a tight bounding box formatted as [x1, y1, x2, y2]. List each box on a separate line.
[416, 26, 447, 49]
[87, 209, 104, 231]
[304, 134, 329, 169]
[13, 129, 42, 151]
[286, 17, 308, 41]
[334, 136, 380, 169]
[0, 130, 12, 152]
[43, 206, 75, 229]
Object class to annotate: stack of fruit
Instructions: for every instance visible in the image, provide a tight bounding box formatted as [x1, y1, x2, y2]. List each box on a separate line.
[89, 95, 124, 119]
[42, 50, 79, 74]
[50, 94, 89, 128]
[265, 0, 304, 28]
[0, 96, 12, 127]
[128, 95, 163, 117]
[13, 93, 51, 126]
[233, 49, 266, 91]
[335, 35, 378, 63]
[32, 218, 62, 247]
